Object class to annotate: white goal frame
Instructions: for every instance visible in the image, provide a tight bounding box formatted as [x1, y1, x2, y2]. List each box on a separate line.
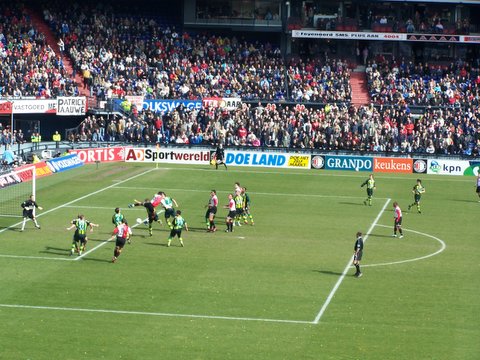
[0, 165, 36, 218]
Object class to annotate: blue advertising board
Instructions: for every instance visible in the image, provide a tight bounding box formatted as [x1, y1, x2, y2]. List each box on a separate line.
[143, 99, 202, 113]
[324, 155, 373, 171]
[46, 154, 84, 173]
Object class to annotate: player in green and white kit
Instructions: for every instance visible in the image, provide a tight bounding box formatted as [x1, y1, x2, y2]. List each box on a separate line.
[167, 210, 188, 247]
[241, 187, 254, 225]
[112, 207, 124, 226]
[408, 179, 425, 213]
[361, 174, 376, 206]
[66, 215, 99, 256]
[160, 192, 179, 229]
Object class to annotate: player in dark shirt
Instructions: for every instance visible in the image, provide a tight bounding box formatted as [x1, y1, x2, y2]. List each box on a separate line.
[129, 198, 160, 236]
[353, 232, 364, 278]
[20, 195, 43, 231]
[213, 144, 227, 170]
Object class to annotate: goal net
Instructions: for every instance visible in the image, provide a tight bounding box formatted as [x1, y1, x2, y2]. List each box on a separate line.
[0, 166, 36, 218]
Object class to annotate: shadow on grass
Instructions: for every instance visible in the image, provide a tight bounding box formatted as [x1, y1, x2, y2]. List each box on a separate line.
[368, 233, 394, 238]
[313, 270, 345, 276]
[450, 199, 480, 203]
[145, 242, 168, 247]
[40, 246, 70, 256]
[0, 226, 22, 231]
[80, 257, 114, 263]
[338, 202, 366, 206]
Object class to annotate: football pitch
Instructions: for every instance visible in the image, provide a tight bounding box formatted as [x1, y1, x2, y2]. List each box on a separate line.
[0, 162, 478, 359]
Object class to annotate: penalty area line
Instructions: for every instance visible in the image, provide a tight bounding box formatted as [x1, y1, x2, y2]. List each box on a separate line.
[0, 303, 312, 325]
[312, 198, 391, 325]
[75, 210, 164, 260]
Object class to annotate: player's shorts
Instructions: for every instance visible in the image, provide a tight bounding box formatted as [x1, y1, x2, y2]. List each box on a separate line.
[227, 210, 236, 219]
[148, 212, 159, 223]
[165, 208, 175, 219]
[476, 186, 480, 194]
[354, 250, 363, 262]
[414, 194, 421, 203]
[169, 229, 182, 238]
[395, 217, 403, 226]
[74, 233, 87, 243]
[208, 206, 217, 216]
[367, 188, 374, 197]
[116, 236, 127, 248]
[236, 208, 244, 216]
[23, 210, 34, 219]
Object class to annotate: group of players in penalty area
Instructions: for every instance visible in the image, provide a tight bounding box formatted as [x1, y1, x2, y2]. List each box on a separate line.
[20, 172, 480, 267]
[16, 181, 255, 264]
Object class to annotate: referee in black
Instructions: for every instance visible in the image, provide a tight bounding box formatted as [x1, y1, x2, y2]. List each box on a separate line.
[214, 143, 227, 170]
[353, 231, 364, 277]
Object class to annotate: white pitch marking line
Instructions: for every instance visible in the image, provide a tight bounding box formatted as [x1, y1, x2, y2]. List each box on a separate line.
[357, 224, 446, 268]
[0, 168, 156, 235]
[63, 205, 145, 211]
[0, 303, 312, 325]
[0, 169, 156, 261]
[75, 210, 164, 261]
[0, 254, 71, 261]
[312, 198, 391, 325]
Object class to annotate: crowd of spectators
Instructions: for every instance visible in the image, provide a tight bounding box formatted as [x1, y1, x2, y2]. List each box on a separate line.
[68, 101, 480, 157]
[41, 3, 351, 104]
[1, 3, 480, 159]
[0, 5, 79, 98]
[366, 59, 480, 107]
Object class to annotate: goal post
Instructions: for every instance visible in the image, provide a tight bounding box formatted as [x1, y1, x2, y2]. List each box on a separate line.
[0, 166, 36, 218]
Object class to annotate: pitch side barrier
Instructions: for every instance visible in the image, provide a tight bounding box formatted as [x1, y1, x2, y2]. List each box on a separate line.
[66, 145, 480, 176]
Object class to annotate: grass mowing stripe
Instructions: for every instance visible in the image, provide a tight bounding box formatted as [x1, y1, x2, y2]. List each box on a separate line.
[157, 167, 474, 182]
[0, 168, 156, 235]
[0, 304, 312, 324]
[0, 254, 72, 261]
[114, 186, 387, 200]
[312, 198, 391, 324]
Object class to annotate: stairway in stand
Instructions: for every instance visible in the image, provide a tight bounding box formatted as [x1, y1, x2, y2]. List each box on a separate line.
[25, 8, 89, 97]
[350, 66, 370, 107]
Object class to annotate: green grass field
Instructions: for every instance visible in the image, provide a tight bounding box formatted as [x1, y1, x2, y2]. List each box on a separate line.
[0, 163, 478, 359]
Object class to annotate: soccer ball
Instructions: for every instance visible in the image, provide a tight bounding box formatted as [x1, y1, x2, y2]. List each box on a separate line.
[136, 218, 143, 224]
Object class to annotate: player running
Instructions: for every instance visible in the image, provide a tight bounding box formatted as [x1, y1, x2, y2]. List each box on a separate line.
[20, 195, 43, 231]
[66, 214, 99, 256]
[167, 210, 188, 247]
[205, 190, 218, 232]
[110, 218, 132, 263]
[408, 179, 425, 213]
[212, 143, 227, 170]
[361, 174, 376, 206]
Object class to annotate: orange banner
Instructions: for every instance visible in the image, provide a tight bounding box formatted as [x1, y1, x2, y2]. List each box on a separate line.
[374, 158, 413, 173]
